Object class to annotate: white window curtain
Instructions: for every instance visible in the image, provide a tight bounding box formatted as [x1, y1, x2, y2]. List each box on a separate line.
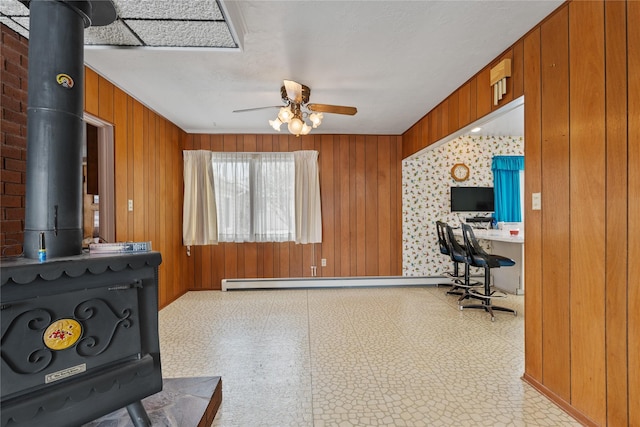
[253, 153, 296, 242]
[182, 150, 218, 245]
[294, 150, 322, 244]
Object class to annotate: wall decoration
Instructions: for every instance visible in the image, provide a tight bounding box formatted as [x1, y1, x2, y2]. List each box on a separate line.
[402, 135, 524, 277]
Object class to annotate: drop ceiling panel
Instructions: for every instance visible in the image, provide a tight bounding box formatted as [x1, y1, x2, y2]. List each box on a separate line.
[125, 20, 235, 48]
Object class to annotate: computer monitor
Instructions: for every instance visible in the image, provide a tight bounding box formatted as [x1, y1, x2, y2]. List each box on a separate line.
[450, 186, 494, 212]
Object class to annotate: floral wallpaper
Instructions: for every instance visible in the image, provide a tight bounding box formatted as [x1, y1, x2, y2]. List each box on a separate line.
[402, 135, 524, 276]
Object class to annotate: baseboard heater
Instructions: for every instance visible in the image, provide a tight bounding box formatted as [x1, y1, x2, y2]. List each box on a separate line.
[222, 276, 451, 291]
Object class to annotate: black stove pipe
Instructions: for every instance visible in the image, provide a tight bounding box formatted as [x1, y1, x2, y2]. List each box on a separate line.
[23, 0, 116, 259]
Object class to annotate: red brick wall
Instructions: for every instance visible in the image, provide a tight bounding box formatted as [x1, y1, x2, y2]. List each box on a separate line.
[1, 23, 28, 257]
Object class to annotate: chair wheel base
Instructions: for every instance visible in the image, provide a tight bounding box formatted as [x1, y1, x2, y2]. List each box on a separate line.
[458, 302, 517, 320]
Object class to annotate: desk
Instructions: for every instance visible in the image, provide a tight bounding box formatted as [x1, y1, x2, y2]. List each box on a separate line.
[453, 228, 524, 295]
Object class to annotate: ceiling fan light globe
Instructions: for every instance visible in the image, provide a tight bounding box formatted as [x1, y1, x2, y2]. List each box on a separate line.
[278, 106, 293, 123]
[288, 117, 304, 135]
[301, 123, 312, 135]
[269, 118, 282, 131]
[309, 112, 323, 128]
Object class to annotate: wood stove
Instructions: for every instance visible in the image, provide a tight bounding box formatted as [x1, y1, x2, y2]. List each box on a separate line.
[1, 252, 163, 427]
[1, 1, 164, 426]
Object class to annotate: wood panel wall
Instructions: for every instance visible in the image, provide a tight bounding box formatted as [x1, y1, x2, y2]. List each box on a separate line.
[182, 133, 403, 290]
[84, 68, 189, 309]
[402, 1, 637, 425]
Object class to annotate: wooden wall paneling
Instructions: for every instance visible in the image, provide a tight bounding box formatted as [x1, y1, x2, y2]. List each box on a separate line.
[289, 240, 303, 278]
[568, 2, 606, 423]
[458, 82, 471, 129]
[182, 134, 194, 150]
[364, 136, 379, 275]
[147, 111, 156, 252]
[628, 1, 640, 425]
[173, 125, 183, 298]
[132, 101, 145, 242]
[85, 68, 99, 116]
[320, 134, 335, 276]
[126, 97, 135, 241]
[244, 240, 258, 279]
[439, 100, 448, 140]
[491, 49, 514, 111]
[469, 77, 477, 122]
[349, 136, 358, 276]
[476, 66, 492, 118]
[408, 123, 419, 157]
[97, 77, 113, 123]
[211, 243, 226, 289]
[377, 136, 391, 276]
[339, 135, 351, 276]
[396, 137, 402, 273]
[523, 27, 544, 383]
[355, 135, 366, 276]
[419, 117, 428, 151]
[113, 88, 128, 241]
[512, 39, 525, 99]
[434, 104, 442, 140]
[604, 1, 629, 425]
[448, 91, 459, 135]
[401, 126, 412, 159]
[389, 137, 399, 274]
[540, 6, 571, 401]
[164, 123, 174, 299]
[142, 108, 150, 242]
[156, 118, 167, 304]
[427, 112, 436, 145]
[331, 136, 342, 278]
[173, 125, 185, 298]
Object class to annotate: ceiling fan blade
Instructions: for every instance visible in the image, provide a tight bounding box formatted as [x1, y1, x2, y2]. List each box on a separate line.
[233, 106, 281, 113]
[283, 80, 303, 103]
[307, 103, 358, 116]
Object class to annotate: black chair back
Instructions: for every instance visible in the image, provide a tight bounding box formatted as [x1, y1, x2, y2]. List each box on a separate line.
[445, 224, 468, 264]
[461, 224, 500, 268]
[436, 221, 449, 256]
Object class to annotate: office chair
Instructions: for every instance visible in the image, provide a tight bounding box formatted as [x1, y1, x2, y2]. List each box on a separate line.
[459, 223, 517, 321]
[435, 221, 463, 292]
[444, 224, 483, 300]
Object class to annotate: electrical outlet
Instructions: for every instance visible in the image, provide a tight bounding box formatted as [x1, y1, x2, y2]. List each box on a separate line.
[321, 258, 327, 267]
[128, 199, 133, 212]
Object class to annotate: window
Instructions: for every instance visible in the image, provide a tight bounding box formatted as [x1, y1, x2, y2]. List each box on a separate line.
[211, 152, 295, 242]
[183, 150, 321, 246]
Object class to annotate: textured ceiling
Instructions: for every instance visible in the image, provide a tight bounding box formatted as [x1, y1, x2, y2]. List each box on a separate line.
[1, 0, 562, 136]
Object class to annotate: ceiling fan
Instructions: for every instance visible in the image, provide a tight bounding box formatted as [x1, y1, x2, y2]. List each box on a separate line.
[233, 80, 357, 136]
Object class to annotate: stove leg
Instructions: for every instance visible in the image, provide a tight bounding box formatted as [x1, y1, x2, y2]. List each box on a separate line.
[126, 401, 151, 427]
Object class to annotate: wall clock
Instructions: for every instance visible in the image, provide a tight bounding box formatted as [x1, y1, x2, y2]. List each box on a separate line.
[451, 163, 470, 182]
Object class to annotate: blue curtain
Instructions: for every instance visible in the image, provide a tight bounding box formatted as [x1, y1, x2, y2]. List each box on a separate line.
[492, 156, 524, 222]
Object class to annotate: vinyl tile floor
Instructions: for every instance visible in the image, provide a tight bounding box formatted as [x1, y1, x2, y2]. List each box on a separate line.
[158, 286, 580, 427]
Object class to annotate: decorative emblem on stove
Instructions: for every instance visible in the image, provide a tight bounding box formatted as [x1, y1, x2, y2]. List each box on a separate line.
[43, 318, 82, 350]
[56, 73, 74, 88]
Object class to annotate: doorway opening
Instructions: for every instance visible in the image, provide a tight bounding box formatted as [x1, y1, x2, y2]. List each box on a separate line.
[83, 114, 115, 246]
